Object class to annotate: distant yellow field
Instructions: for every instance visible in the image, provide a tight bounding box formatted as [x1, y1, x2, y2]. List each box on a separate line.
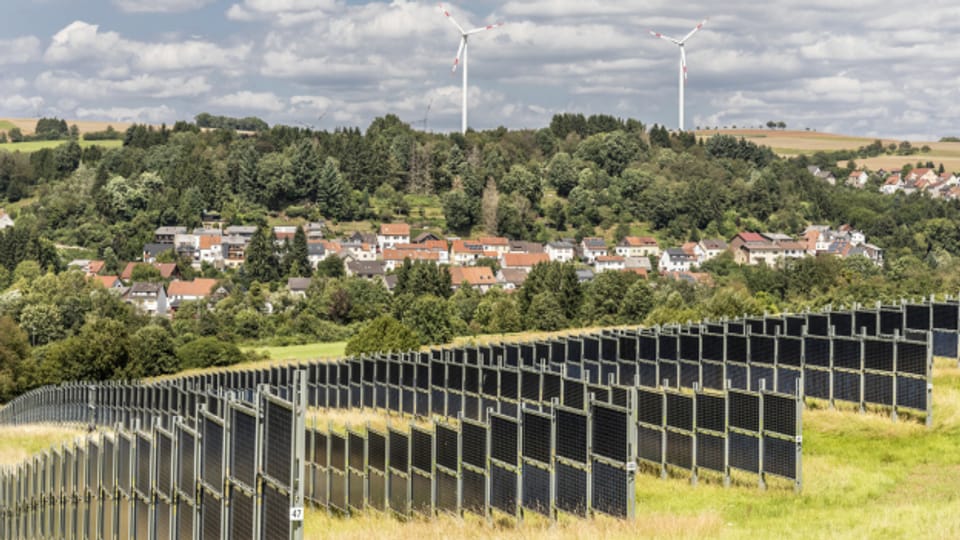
[697, 129, 960, 171]
[0, 117, 136, 136]
[0, 139, 123, 153]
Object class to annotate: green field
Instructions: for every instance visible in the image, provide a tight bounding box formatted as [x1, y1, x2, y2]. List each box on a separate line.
[0, 120, 16, 132]
[0, 425, 82, 466]
[0, 139, 123, 153]
[247, 341, 347, 361]
[300, 358, 960, 539]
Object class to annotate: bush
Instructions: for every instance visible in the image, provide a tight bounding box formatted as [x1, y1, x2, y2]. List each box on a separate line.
[176, 337, 245, 369]
[345, 315, 420, 356]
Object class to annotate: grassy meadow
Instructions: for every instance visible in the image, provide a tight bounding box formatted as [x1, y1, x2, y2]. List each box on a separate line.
[299, 357, 960, 539]
[0, 425, 84, 466]
[0, 139, 123, 153]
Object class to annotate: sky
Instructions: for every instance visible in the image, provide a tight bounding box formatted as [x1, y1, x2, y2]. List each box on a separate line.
[0, 0, 956, 139]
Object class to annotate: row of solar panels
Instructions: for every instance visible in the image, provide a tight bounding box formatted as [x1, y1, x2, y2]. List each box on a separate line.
[0, 379, 306, 540]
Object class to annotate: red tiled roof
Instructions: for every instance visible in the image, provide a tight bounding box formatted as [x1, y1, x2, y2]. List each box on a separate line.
[502, 253, 550, 268]
[167, 278, 218, 298]
[87, 260, 106, 275]
[380, 223, 410, 236]
[199, 235, 221, 249]
[450, 266, 497, 286]
[622, 236, 658, 247]
[92, 275, 120, 288]
[478, 236, 509, 246]
[451, 240, 484, 254]
[736, 232, 767, 243]
[382, 249, 439, 262]
[596, 255, 625, 263]
[121, 262, 178, 281]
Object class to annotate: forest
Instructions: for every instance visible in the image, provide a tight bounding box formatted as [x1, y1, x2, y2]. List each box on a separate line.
[1, 112, 960, 402]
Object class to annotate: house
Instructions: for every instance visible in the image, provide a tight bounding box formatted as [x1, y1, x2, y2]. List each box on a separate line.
[0, 209, 13, 230]
[509, 241, 545, 254]
[220, 236, 247, 269]
[501, 252, 550, 273]
[846, 170, 869, 188]
[658, 248, 697, 273]
[594, 255, 626, 273]
[142, 243, 173, 263]
[224, 225, 258, 240]
[413, 231, 442, 244]
[545, 241, 575, 263]
[68, 259, 106, 276]
[167, 278, 219, 305]
[378, 223, 411, 251]
[343, 242, 378, 262]
[382, 249, 440, 271]
[393, 242, 449, 264]
[907, 168, 938, 185]
[496, 268, 529, 290]
[449, 266, 497, 292]
[154, 226, 187, 244]
[198, 235, 223, 268]
[728, 232, 770, 257]
[580, 237, 608, 263]
[347, 231, 378, 246]
[346, 260, 386, 279]
[478, 237, 510, 256]
[92, 275, 122, 290]
[575, 269, 595, 283]
[807, 166, 836, 185]
[847, 243, 885, 266]
[273, 226, 299, 244]
[624, 256, 653, 272]
[450, 240, 489, 266]
[615, 236, 660, 258]
[123, 283, 168, 316]
[305, 222, 326, 240]
[120, 262, 178, 282]
[696, 239, 728, 263]
[286, 277, 312, 297]
[307, 242, 326, 268]
[880, 173, 903, 195]
[662, 271, 714, 286]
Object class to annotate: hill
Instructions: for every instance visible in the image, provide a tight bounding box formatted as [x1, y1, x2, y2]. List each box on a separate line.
[696, 129, 960, 172]
[0, 117, 137, 136]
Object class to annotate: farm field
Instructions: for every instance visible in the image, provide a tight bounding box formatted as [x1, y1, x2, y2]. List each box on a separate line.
[0, 118, 135, 136]
[0, 139, 124, 152]
[248, 341, 348, 362]
[697, 129, 960, 172]
[299, 357, 960, 539]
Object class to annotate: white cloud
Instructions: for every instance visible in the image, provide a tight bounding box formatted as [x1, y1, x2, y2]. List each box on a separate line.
[113, 0, 215, 13]
[75, 105, 176, 123]
[36, 71, 211, 99]
[210, 91, 286, 112]
[0, 95, 45, 116]
[0, 36, 42, 65]
[44, 21, 251, 72]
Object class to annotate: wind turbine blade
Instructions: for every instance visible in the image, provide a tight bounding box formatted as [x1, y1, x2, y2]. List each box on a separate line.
[681, 47, 688, 82]
[451, 37, 466, 73]
[466, 21, 504, 35]
[680, 19, 708, 44]
[439, 3, 466, 34]
[649, 30, 681, 45]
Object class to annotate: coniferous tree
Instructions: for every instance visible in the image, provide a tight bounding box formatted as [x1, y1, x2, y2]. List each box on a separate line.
[316, 157, 349, 220]
[286, 227, 311, 277]
[244, 225, 279, 283]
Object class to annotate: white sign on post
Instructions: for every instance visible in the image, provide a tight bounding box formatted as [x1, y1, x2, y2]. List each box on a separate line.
[290, 507, 304, 522]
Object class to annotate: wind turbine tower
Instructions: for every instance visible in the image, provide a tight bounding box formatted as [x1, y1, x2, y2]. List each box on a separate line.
[650, 19, 708, 131]
[439, 4, 502, 134]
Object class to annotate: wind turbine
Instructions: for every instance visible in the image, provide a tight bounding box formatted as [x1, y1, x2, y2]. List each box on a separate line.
[439, 4, 502, 134]
[650, 18, 708, 131]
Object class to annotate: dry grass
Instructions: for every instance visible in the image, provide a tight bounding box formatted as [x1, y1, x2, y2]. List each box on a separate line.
[0, 425, 84, 466]
[0, 118, 137, 135]
[695, 129, 960, 171]
[306, 408, 435, 433]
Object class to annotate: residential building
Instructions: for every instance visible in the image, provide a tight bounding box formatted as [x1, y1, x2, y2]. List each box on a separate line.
[307, 242, 326, 269]
[167, 278, 219, 305]
[413, 232, 442, 244]
[450, 240, 489, 266]
[449, 266, 498, 292]
[624, 256, 653, 272]
[696, 239, 728, 263]
[881, 173, 903, 195]
[658, 248, 697, 273]
[305, 222, 326, 241]
[509, 241, 545, 254]
[496, 268, 529, 289]
[0, 209, 13, 230]
[382, 249, 440, 271]
[378, 223, 411, 250]
[545, 241, 575, 263]
[575, 269, 595, 283]
[273, 226, 298, 244]
[478, 236, 510, 256]
[807, 165, 836, 185]
[198, 235, 223, 268]
[121, 262, 177, 282]
[594, 255, 626, 273]
[68, 259, 106, 276]
[846, 170, 869, 188]
[92, 275, 122, 290]
[123, 283, 168, 316]
[286, 277, 312, 298]
[154, 226, 186, 244]
[142, 243, 172, 263]
[221, 236, 248, 269]
[615, 236, 660, 258]
[394, 242, 449, 264]
[346, 260, 386, 279]
[501, 252, 550, 273]
[224, 225, 258, 240]
[580, 237, 608, 264]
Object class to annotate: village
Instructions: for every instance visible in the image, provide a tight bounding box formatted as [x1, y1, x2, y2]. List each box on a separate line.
[56, 219, 884, 317]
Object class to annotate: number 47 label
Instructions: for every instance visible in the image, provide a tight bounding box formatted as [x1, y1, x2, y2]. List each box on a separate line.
[290, 507, 304, 522]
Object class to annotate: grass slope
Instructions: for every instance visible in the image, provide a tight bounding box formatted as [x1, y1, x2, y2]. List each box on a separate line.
[0, 425, 83, 466]
[0, 139, 123, 153]
[248, 341, 347, 362]
[302, 358, 960, 539]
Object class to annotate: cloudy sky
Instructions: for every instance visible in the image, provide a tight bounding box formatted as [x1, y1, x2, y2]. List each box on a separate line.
[0, 0, 956, 138]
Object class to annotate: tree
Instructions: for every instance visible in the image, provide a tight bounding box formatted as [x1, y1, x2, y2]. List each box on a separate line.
[285, 226, 311, 278]
[345, 315, 420, 356]
[0, 317, 30, 401]
[546, 152, 579, 197]
[402, 295, 460, 345]
[244, 226, 280, 283]
[125, 325, 178, 377]
[316, 254, 345, 278]
[18, 303, 63, 345]
[316, 157, 349, 220]
[442, 190, 477, 234]
[618, 279, 654, 323]
[8, 128, 23, 143]
[131, 264, 163, 283]
[176, 337, 245, 369]
[528, 292, 568, 331]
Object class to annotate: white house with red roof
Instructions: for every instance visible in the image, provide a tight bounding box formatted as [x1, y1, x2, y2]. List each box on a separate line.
[377, 223, 410, 251]
[615, 236, 660, 258]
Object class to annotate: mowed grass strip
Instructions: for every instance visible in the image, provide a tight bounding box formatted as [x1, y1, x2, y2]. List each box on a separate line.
[301, 358, 960, 539]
